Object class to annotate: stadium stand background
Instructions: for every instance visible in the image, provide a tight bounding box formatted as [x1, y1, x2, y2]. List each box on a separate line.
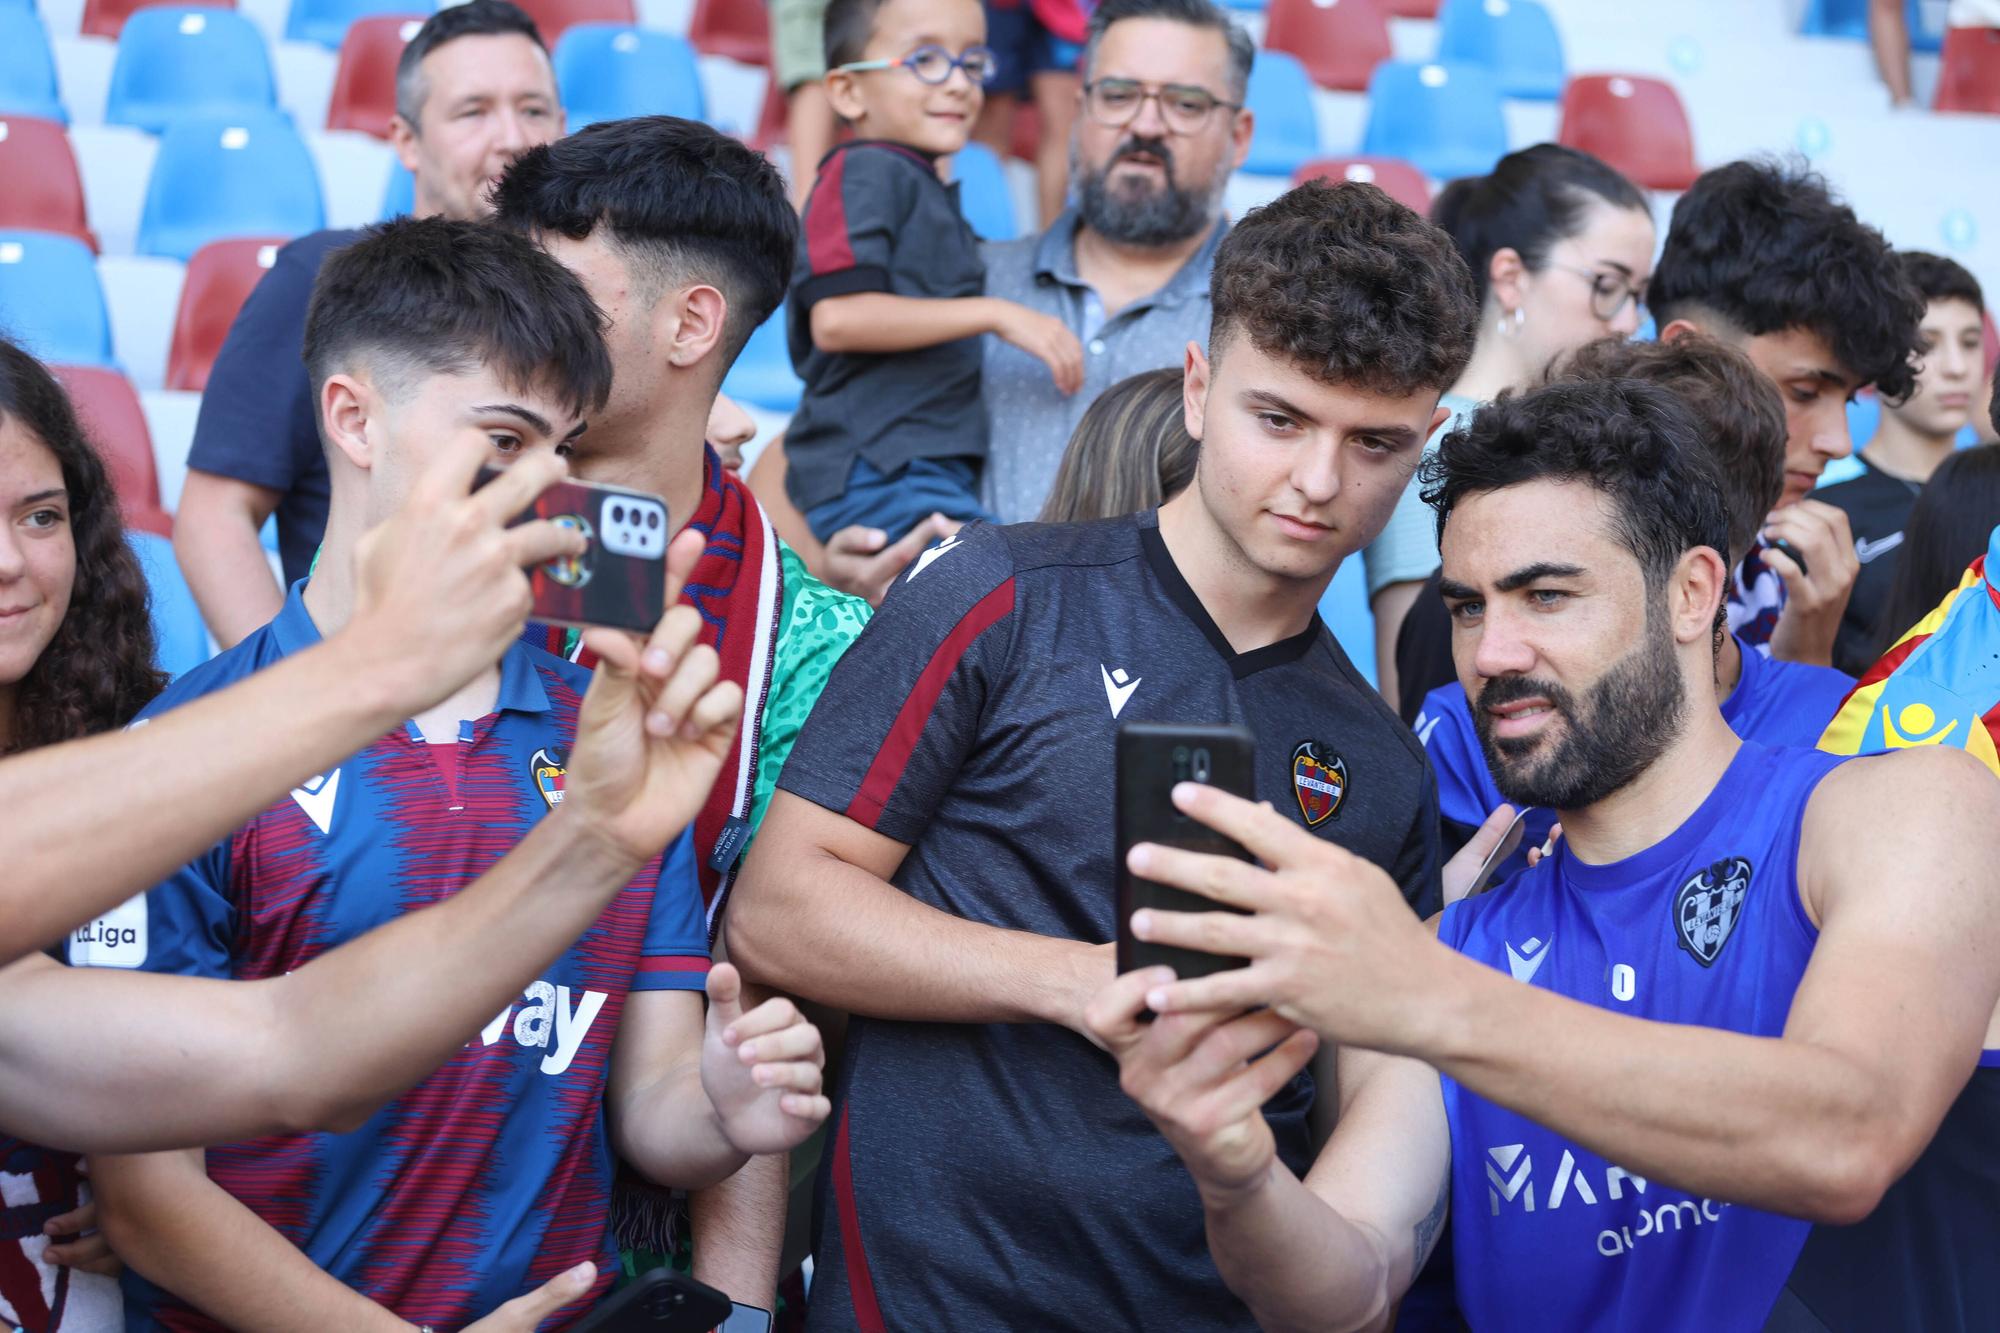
[2, 0, 1995, 678]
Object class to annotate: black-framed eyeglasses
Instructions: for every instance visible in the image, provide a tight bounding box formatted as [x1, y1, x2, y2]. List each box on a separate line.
[834, 43, 999, 86]
[1083, 78, 1239, 135]
[1549, 263, 1647, 322]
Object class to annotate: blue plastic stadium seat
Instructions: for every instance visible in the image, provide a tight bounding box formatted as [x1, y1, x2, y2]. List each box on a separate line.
[1319, 551, 1376, 688]
[720, 304, 802, 415]
[552, 24, 703, 130]
[381, 159, 414, 218]
[0, 232, 115, 366]
[106, 7, 277, 133]
[287, 0, 423, 50]
[1242, 49, 1321, 177]
[1801, 0, 1939, 49]
[1435, 0, 1566, 100]
[128, 529, 212, 678]
[953, 141, 1016, 242]
[1361, 61, 1509, 183]
[0, 8, 66, 123]
[138, 113, 325, 261]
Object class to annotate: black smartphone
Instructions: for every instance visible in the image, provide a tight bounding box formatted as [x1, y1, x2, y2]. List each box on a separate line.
[1115, 722, 1257, 979]
[567, 1268, 733, 1333]
[474, 465, 669, 634]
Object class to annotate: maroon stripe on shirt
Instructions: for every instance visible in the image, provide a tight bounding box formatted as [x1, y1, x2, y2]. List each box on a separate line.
[636, 955, 710, 973]
[832, 1105, 887, 1333]
[806, 148, 857, 275]
[847, 578, 1015, 827]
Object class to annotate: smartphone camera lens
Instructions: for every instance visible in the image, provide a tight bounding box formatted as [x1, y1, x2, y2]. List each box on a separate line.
[1192, 748, 1212, 784]
[646, 509, 660, 529]
[610, 503, 625, 525]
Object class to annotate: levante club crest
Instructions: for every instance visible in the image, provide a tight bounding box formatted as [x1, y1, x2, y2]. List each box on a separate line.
[1291, 741, 1347, 826]
[1675, 856, 1752, 966]
[529, 747, 567, 810]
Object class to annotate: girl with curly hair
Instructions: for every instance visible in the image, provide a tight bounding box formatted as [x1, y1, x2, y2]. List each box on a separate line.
[0, 334, 165, 1330]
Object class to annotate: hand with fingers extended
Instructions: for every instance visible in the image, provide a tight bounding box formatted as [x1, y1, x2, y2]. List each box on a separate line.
[42, 1198, 121, 1278]
[703, 963, 831, 1155]
[344, 434, 587, 715]
[1763, 499, 1860, 666]
[563, 529, 746, 868]
[818, 514, 961, 607]
[1122, 783, 1461, 1053]
[1086, 967, 1319, 1202]
[458, 1261, 597, 1332]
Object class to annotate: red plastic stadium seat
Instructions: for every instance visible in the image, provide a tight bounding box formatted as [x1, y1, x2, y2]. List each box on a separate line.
[326, 14, 424, 138]
[1292, 156, 1432, 213]
[166, 237, 283, 391]
[1557, 73, 1699, 191]
[1934, 26, 2000, 114]
[512, 0, 632, 49]
[51, 365, 170, 535]
[1265, 0, 1393, 92]
[688, 0, 767, 65]
[82, 0, 234, 40]
[0, 117, 96, 251]
[1382, 0, 1440, 14]
[753, 75, 787, 149]
[1006, 99, 1041, 163]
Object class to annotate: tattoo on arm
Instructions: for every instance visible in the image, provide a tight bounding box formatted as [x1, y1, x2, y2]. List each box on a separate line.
[1411, 1169, 1450, 1274]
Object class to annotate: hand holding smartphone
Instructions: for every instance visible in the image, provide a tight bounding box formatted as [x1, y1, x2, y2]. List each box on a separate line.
[1114, 723, 1258, 980]
[474, 466, 670, 633]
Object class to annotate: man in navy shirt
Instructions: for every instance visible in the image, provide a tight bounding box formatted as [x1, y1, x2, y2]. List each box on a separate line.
[730, 179, 1478, 1328]
[1095, 379, 2000, 1332]
[1416, 335, 1856, 879]
[173, 0, 564, 647]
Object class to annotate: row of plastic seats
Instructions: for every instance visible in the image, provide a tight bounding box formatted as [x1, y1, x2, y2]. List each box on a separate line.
[1265, 0, 1563, 99]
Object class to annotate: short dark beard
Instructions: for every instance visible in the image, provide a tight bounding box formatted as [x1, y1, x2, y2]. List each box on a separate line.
[1472, 603, 1687, 812]
[1075, 134, 1223, 247]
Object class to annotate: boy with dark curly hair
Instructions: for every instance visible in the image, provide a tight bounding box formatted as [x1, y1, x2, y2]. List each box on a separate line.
[727, 178, 1479, 1330]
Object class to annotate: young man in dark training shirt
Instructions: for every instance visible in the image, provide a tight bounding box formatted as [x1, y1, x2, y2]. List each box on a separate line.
[728, 179, 1479, 1328]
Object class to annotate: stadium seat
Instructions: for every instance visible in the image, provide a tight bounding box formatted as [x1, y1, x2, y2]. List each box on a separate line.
[512, 0, 631, 48]
[1318, 551, 1376, 687]
[1557, 74, 1699, 191]
[82, 0, 232, 40]
[128, 528, 213, 676]
[0, 9, 67, 123]
[325, 14, 423, 136]
[1383, 0, 1440, 13]
[106, 7, 276, 133]
[1292, 156, 1432, 213]
[720, 304, 801, 415]
[688, 0, 766, 64]
[1360, 60, 1508, 182]
[51, 364, 169, 535]
[1264, 0, 1393, 93]
[1799, 0, 1934, 46]
[287, 0, 420, 50]
[552, 25, 703, 130]
[752, 74, 787, 149]
[0, 116, 97, 249]
[952, 141, 1016, 242]
[1934, 26, 2000, 115]
[0, 232, 114, 367]
[1435, 0, 1566, 101]
[1241, 50, 1321, 177]
[380, 157, 413, 217]
[138, 113, 324, 261]
[165, 236, 279, 390]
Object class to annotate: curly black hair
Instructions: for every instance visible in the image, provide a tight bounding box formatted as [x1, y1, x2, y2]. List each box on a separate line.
[1649, 158, 1924, 402]
[0, 338, 164, 754]
[1209, 179, 1479, 396]
[1421, 377, 1732, 597]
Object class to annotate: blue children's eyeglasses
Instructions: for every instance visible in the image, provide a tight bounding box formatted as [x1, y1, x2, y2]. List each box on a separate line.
[834, 43, 1000, 86]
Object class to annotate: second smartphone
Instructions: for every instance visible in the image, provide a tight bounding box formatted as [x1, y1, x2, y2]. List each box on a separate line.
[476, 466, 669, 634]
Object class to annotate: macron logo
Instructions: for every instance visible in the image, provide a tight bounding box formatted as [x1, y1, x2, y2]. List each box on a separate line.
[1855, 532, 1904, 564]
[1505, 934, 1550, 985]
[1413, 710, 1441, 746]
[906, 533, 964, 582]
[1101, 664, 1142, 718]
[290, 770, 340, 835]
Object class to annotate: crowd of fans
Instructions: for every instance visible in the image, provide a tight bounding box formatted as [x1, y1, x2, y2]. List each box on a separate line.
[3, 0, 1998, 1329]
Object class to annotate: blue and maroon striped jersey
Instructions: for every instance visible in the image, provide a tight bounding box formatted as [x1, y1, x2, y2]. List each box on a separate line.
[69, 584, 708, 1331]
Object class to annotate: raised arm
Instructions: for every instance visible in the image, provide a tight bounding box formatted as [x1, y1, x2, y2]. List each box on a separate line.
[1134, 751, 2000, 1223]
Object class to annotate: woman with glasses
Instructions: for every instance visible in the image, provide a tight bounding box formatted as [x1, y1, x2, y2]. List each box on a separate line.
[1366, 143, 1655, 716]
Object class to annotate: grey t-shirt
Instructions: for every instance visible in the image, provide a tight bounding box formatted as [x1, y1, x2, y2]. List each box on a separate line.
[980, 214, 1226, 524]
[780, 513, 1443, 1330]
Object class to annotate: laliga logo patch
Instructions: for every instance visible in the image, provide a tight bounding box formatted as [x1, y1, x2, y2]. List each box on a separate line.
[544, 514, 595, 589]
[1291, 741, 1347, 826]
[529, 746, 567, 809]
[1674, 856, 1751, 967]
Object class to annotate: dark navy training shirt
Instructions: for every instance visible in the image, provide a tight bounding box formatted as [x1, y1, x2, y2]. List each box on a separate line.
[778, 513, 1442, 1330]
[185, 228, 356, 585]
